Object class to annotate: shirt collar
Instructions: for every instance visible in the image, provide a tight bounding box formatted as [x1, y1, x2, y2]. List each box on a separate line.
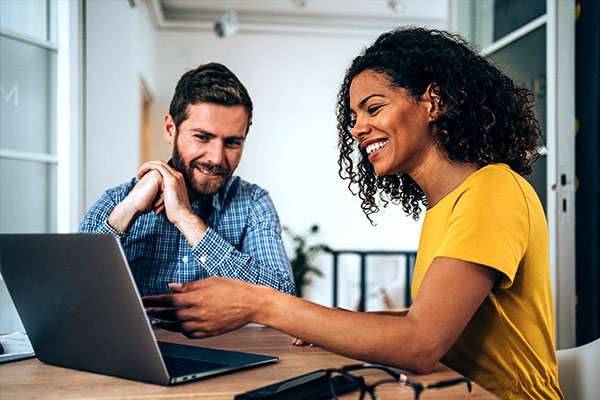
[212, 175, 238, 212]
[190, 175, 239, 214]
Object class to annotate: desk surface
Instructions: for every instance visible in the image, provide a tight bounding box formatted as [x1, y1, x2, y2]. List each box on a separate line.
[0, 326, 498, 399]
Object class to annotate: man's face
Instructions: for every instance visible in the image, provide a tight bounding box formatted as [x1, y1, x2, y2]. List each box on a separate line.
[168, 102, 249, 196]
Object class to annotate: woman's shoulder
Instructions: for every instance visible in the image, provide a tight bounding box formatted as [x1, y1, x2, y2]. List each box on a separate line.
[431, 163, 535, 214]
[456, 163, 533, 210]
[467, 163, 527, 192]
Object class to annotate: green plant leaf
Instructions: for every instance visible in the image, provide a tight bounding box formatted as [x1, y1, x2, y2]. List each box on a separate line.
[283, 223, 329, 298]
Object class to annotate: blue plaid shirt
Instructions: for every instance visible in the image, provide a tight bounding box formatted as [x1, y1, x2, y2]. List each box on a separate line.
[80, 176, 296, 296]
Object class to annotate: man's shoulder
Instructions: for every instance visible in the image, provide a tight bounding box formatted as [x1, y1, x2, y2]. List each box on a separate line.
[228, 176, 269, 201]
[225, 177, 280, 222]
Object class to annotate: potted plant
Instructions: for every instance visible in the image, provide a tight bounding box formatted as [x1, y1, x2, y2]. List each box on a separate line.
[283, 224, 330, 297]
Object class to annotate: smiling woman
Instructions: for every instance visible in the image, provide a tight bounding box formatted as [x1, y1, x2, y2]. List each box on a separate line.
[348, 70, 435, 182]
[336, 29, 540, 223]
[143, 27, 563, 400]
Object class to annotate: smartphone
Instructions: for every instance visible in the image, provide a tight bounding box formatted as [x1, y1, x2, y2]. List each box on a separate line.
[235, 369, 361, 400]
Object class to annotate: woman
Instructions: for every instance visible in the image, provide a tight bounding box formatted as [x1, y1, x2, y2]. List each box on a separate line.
[144, 27, 564, 400]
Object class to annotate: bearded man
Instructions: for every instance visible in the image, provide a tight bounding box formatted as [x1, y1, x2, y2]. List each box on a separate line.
[80, 63, 296, 296]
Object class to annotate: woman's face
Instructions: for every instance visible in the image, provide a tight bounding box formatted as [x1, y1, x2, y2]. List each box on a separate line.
[349, 70, 435, 176]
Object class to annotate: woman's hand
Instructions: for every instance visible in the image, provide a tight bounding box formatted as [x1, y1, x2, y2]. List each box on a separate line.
[143, 277, 265, 338]
[291, 337, 312, 346]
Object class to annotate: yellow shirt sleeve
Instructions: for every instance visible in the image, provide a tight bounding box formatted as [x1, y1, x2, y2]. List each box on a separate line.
[434, 172, 529, 288]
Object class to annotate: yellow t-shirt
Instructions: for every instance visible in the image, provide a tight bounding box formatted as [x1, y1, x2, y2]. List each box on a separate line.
[411, 164, 564, 400]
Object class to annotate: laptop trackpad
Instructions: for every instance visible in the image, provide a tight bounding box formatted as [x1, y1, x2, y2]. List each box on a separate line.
[158, 340, 277, 373]
[158, 342, 230, 377]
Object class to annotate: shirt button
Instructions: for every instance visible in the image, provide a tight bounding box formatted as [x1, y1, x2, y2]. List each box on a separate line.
[199, 256, 207, 264]
[182, 256, 188, 263]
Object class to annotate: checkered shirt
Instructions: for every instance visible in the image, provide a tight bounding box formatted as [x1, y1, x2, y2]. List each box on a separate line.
[79, 176, 296, 296]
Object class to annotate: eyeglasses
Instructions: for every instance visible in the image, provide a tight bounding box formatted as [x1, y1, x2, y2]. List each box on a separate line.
[323, 363, 472, 400]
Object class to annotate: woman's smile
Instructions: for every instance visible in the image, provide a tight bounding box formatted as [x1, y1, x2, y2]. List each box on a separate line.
[365, 139, 389, 162]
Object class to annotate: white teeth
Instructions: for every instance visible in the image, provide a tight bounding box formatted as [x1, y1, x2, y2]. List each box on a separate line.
[198, 167, 215, 175]
[366, 140, 388, 155]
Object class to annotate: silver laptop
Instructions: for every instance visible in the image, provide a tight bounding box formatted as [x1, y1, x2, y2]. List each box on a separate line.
[0, 233, 278, 385]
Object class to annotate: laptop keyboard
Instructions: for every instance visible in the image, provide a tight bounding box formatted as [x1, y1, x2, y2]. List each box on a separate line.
[163, 356, 227, 377]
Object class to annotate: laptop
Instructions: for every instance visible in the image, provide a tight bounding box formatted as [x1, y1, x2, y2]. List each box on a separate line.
[0, 233, 278, 385]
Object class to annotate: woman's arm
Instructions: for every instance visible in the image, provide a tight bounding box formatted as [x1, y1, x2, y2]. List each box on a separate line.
[258, 257, 496, 372]
[369, 309, 409, 316]
[291, 308, 408, 346]
[144, 256, 497, 374]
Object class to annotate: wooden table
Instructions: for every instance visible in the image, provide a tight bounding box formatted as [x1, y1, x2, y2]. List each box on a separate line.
[0, 325, 498, 399]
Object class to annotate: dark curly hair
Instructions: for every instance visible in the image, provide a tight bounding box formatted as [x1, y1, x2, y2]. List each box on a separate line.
[337, 27, 541, 223]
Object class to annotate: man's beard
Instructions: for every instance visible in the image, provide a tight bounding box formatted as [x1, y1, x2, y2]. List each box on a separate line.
[170, 141, 231, 197]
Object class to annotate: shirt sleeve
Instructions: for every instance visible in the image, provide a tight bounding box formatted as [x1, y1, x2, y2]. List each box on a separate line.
[79, 181, 134, 242]
[190, 191, 297, 295]
[434, 174, 530, 289]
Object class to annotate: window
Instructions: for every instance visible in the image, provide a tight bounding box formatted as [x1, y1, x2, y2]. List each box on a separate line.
[0, 0, 81, 333]
[0, 0, 58, 233]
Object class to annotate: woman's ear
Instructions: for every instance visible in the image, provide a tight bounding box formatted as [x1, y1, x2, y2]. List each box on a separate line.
[422, 83, 443, 122]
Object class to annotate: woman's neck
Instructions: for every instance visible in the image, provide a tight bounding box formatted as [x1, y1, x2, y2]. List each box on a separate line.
[408, 149, 478, 209]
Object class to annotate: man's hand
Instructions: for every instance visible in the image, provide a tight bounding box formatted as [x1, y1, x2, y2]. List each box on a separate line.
[137, 161, 193, 226]
[128, 169, 164, 214]
[136, 161, 208, 246]
[143, 277, 265, 338]
[108, 170, 163, 233]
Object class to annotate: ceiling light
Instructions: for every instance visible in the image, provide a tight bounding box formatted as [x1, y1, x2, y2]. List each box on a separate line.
[214, 11, 239, 38]
[291, 0, 307, 7]
[387, 0, 406, 13]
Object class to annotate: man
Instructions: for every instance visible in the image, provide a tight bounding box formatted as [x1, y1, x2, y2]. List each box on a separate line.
[80, 63, 296, 297]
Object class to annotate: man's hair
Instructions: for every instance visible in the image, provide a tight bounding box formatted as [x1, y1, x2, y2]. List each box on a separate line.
[169, 63, 253, 132]
[337, 27, 541, 223]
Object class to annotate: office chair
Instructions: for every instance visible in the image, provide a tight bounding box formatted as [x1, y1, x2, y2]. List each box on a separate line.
[556, 337, 600, 400]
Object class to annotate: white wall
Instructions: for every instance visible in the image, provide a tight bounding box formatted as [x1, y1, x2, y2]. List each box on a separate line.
[151, 30, 437, 309]
[83, 1, 448, 310]
[84, 0, 157, 208]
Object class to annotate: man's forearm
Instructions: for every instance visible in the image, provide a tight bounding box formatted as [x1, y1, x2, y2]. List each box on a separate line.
[107, 200, 140, 233]
[189, 228, 296, 294]
[174, 212, 208, 247]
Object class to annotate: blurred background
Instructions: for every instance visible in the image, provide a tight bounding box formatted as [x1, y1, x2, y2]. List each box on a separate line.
[1, 0, 597, 350]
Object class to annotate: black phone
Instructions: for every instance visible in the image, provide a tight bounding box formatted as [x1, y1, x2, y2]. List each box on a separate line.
[235, 369, 361, 400]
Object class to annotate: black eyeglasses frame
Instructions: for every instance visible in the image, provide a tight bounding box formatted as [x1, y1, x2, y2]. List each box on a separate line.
[323, 363, 473, 400]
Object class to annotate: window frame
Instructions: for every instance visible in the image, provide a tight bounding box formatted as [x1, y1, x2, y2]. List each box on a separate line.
[450, 0, 576, 348]
[0, 0, 83, 234]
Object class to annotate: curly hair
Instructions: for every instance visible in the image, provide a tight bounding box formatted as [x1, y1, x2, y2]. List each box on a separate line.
[337, 27, 541, 223]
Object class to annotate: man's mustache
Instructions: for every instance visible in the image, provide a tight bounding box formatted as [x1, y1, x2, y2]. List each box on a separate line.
[190, 161, 229, 176]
